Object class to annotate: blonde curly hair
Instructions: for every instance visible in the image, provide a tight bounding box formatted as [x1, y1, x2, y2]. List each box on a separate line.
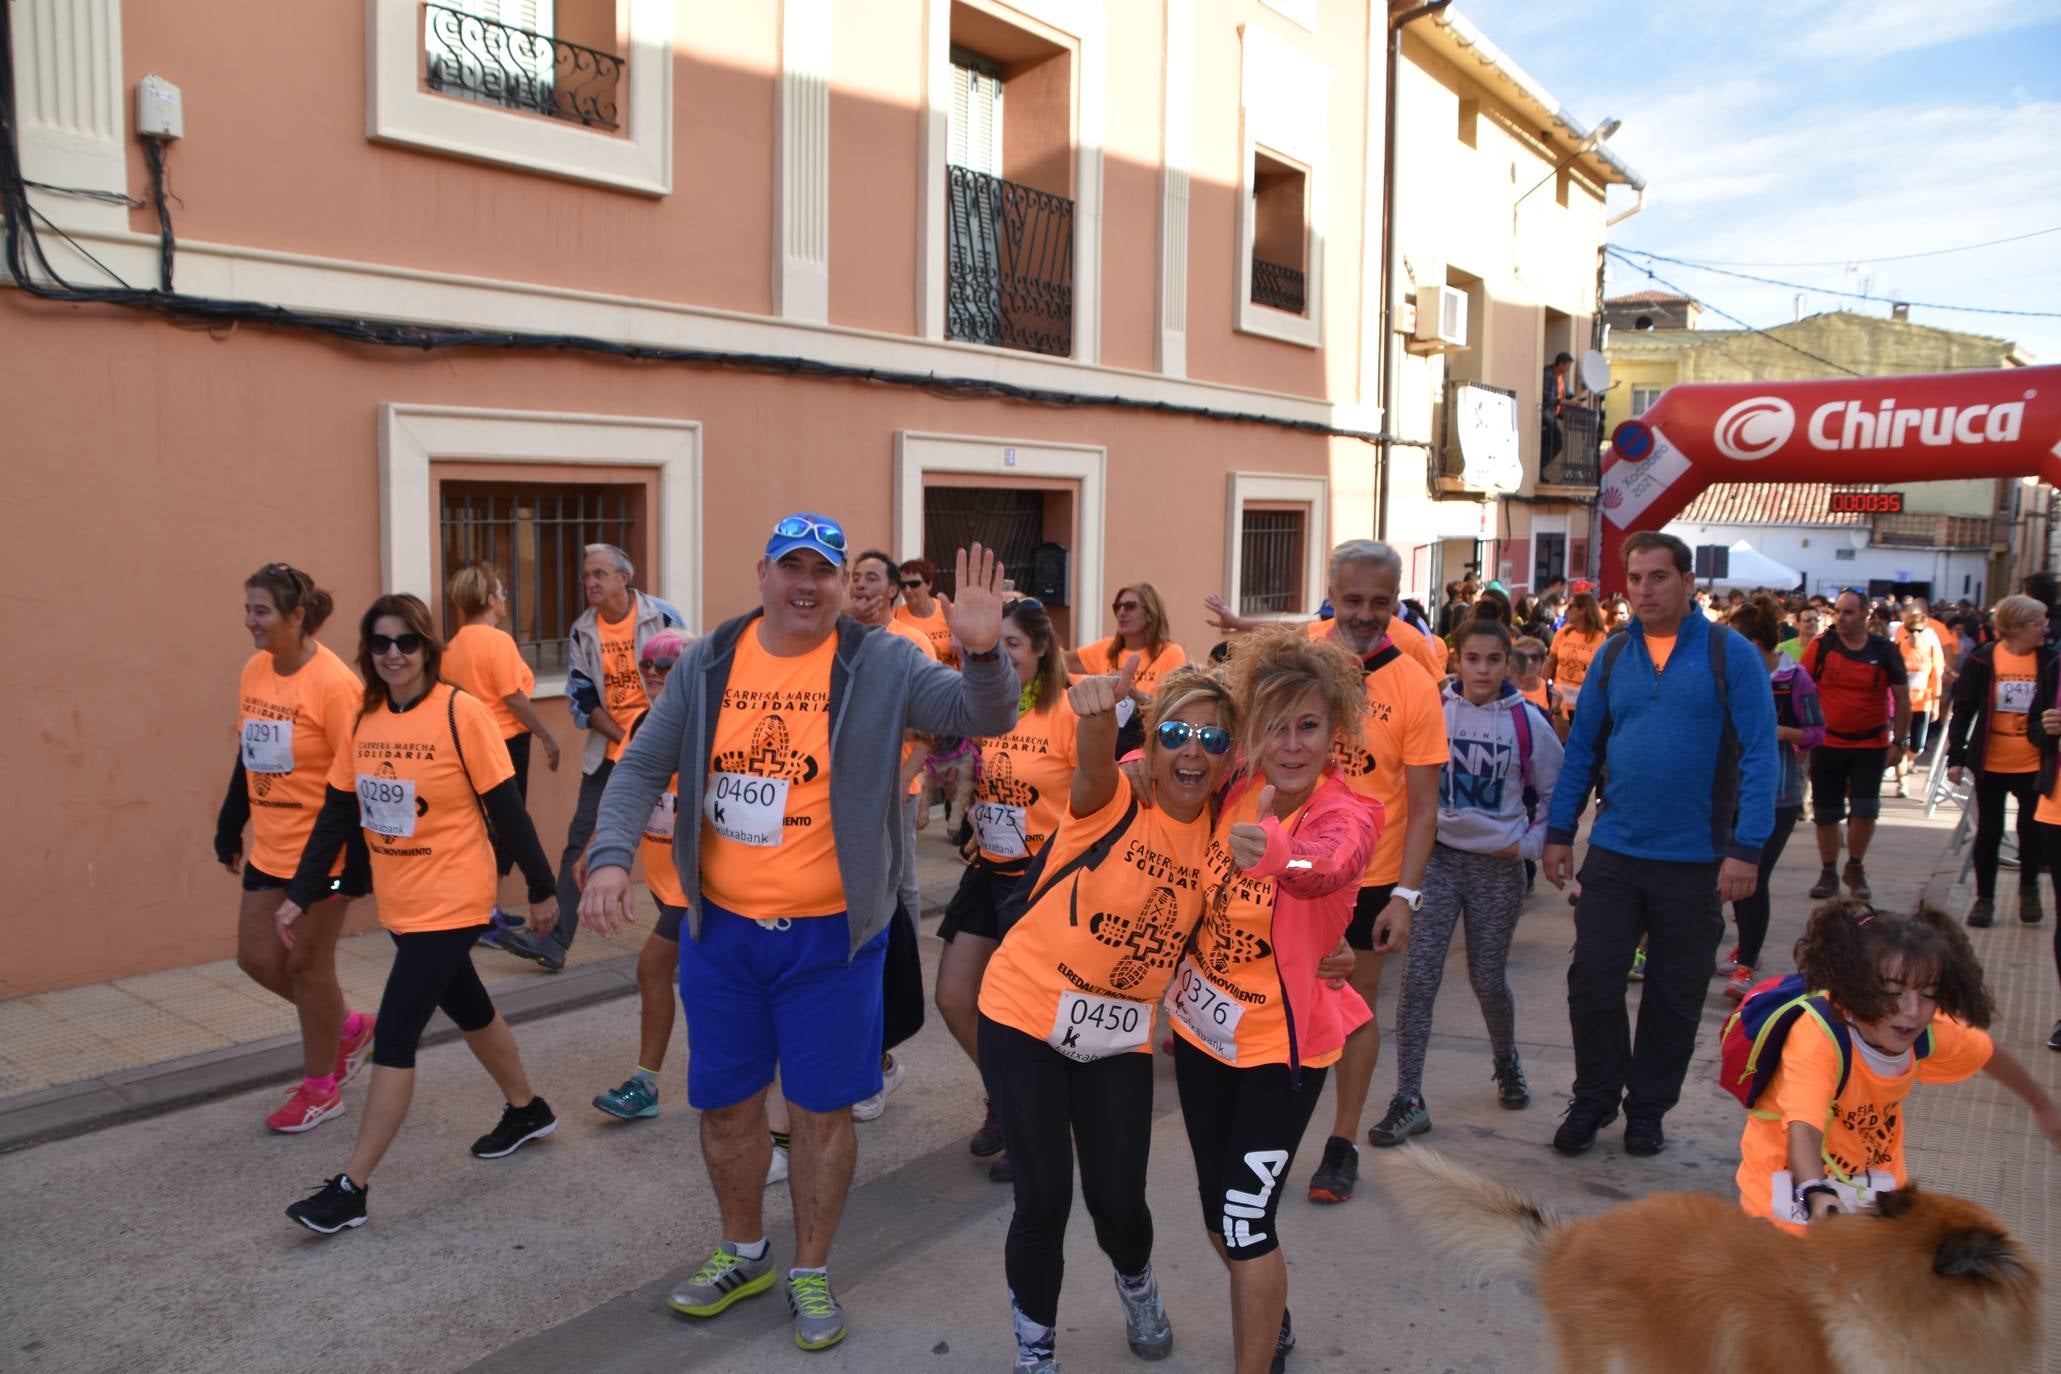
[1145, 663, 1240, 745]
[1221, 623, 1367, 754]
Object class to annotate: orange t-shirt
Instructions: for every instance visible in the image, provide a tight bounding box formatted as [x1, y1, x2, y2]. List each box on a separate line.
[1077, 638, 1190, 698]
[886, 618, 939, 798]
[894, 603, 958, 667]
[978, 782, 1212, 1060]
[697, 626, 840, 918]
[1307, 616, 1445, 680]
[1896, 630, 1943, 714]
[624, 710, 687, 910]
[1170, 787, 1336, 1069]
[443, 623, 536, 740]
[237, 644, 363, 878]
[326, 683, 514, 933]
[1519, 681, 1554, 716]
[1735, 1012, 1990, 1234]
[1551, 627, 1605, 711]
[1985, 648, 2039, 773]
[1331, 643, 1448, 885]
[970, 695, 1080, 866]
[1646, 630, 1677, 674]
[596, 609, 649, 763]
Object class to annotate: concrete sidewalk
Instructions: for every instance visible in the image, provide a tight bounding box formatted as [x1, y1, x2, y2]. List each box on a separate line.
[1, 792, 2055, 1374]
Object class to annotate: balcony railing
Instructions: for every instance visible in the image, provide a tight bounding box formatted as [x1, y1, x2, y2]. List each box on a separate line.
[424, 3, 624, 131]
[946, 166, 1074, 358]
[1540, 403, 1601, 486]
[1251, 258, 1306, 314]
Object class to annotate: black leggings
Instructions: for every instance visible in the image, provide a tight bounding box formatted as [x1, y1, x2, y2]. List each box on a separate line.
[496, 734, 532, 877]
[978, 1015, 1155, 1327]
[2033, 823, 2061, 986]
[1730, 806, 1801, 967]
[1171, 1038, 1325, 1261]
[371, 926, 498, 1069]
[1973, 769, 2041, 900]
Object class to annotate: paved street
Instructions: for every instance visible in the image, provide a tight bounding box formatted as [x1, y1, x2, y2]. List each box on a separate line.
[3, 787, 2055, 1374]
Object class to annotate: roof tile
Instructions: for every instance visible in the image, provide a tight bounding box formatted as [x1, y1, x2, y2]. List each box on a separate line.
[1674, 482, 1872, 527]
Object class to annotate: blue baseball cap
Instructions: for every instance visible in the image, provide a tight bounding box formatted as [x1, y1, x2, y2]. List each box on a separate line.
[765, 512, 848, 566]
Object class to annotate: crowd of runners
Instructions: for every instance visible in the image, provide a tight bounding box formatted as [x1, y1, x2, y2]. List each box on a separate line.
[218, 520, 2061, 1372]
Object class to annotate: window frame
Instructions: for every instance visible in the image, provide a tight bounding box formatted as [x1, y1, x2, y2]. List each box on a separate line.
[1224, 471, 1329, 620]
[1234, 24, 1330, 349]
[366, 0, 674, 196]
[1630, 385, 1663, 417]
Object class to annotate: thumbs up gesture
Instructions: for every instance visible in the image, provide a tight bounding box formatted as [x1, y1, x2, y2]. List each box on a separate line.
[1227, 784, 1275, 870]
[1069, 652, 1141, 721]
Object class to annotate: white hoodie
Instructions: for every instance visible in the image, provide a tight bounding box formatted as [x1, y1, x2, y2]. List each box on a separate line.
[1435, 680, 1564, 861]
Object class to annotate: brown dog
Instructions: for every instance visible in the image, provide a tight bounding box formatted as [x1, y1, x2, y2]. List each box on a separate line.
[1376, 1147, 2042, 1374]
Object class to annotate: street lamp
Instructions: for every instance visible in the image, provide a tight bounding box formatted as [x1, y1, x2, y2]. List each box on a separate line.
[1516, 117, 1622, 209]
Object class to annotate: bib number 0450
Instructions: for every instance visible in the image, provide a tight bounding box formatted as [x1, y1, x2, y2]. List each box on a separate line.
[1047, 990, 1151, 1062]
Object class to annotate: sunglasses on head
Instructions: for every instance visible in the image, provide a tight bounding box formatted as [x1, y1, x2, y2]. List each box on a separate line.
[368, 633, 425, 655]
[772, 514, 847, 551]
[1005, 596, 1045, 614]
[1155, 720, 1232, 755]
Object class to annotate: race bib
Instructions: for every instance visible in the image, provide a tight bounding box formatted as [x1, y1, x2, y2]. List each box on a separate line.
[703, 771, 789, 847]
[1560, 684, 1580, 711]
[1048, 990, 1152, 1062]
[1769, 1168, 1899, 1224]
[645, 791, 678, 842]
[355, 772, 417, 838]
[1114, 697, 1137, 729]
[971, 801, 1028, 859]
[241, 717, 295, 774]
[1996, 678, 2036, 715]
[1168, 957, 1245, 1063]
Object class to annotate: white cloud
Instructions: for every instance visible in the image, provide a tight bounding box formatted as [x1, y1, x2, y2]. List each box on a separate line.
[1794, 0, 2061, 61]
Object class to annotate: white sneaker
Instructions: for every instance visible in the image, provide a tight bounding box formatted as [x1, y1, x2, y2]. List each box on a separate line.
[852, 1055, 906, 1123]
[766, 1144, 789, 1187]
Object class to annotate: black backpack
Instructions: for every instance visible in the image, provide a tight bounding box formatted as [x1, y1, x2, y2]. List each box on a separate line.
[995, 796, 1141, 941]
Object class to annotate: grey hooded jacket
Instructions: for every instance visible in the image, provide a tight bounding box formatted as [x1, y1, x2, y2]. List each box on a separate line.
[565, 591, 686, 776]
[586, 609, 1019, 957]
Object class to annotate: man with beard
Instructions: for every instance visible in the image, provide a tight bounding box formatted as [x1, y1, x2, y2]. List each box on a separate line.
[1303, 539, 1448, 1205]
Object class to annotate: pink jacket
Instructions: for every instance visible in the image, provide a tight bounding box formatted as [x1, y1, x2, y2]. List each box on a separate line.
[1226, 767, 1385, 1070]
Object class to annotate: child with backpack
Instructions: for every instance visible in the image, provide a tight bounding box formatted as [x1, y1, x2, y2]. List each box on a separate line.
[1726, 900, 2061, 1234]
[1370, 618, 1562, 1145]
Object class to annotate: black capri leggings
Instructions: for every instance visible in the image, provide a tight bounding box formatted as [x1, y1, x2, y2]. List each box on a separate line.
[496, 733, 533, 877]
[1171, 1038, 1326, 1261]
[371, 926, 498, 1069]
[1973, 769, 2041, 900]
[1730, 806, 1801, 968]
[978, 1014, 1155, 1328]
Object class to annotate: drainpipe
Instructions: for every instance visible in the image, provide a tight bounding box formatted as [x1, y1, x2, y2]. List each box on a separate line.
[1375, 0, 1451, 543]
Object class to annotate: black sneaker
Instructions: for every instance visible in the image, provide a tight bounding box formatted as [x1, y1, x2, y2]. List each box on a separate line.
[1306, 1135, 1359, 1203]
[2020, 887, 2045, 925]
[1623, 1116, 1666, 1156]
[471, 1096, 557, 1159]
[286, 1174, 367, 1234]
[499, 928, 566, 972]
[1367, 1092, 1431, 1147]
[1269, 1308, 1295, 1374]
[1551, 1099, 1618, 1156]
[1492, 1053, 1530, 1109]
[1842, 861, 1872, 901]
[1967, 898, 1996, 928]
[988, 1153, 1014, 1184]
[2047, 1020, 2061, 1052]
[1808, 867, 1839, 899]
[969, 1103, 1006, 1158]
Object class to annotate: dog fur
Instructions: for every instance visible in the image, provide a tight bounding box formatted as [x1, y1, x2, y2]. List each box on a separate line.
[1374, 1146, 2043, 1374]
[908, 736, 979, 834]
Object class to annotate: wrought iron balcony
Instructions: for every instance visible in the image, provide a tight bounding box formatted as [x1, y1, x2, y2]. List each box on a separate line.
[1540, 402, 1601, 486]
[946, 165, 1074, 358]
[424, 3, 624, 131]
[1251, 258, 1306, 314]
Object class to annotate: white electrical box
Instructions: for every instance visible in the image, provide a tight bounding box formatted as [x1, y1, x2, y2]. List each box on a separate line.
[137, 75, 184, 140]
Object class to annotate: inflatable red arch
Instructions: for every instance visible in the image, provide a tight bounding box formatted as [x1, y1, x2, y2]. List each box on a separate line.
[1596, 364, 2061, 593]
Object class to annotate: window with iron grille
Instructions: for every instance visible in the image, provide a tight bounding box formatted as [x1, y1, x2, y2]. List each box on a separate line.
[424, 0, 626, 131]
[922, 487, 1047, 599]
[439, 480, 640, 677]
[1250, 151, 1308, 316]
[1239, 507, 1307, 615]
[1693, 544, 1731, 580]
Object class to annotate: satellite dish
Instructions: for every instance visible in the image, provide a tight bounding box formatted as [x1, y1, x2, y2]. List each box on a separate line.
[1579, 349, 1612, 393]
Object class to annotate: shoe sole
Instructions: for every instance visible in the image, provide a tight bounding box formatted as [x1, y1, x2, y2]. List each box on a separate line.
[268, 1100, 344, 1134]
[472, 1119, 557, 1159]
[668, 1267, 776, 1318]
[1306, 1186, 1353, 1204]
[592, 1098, 659, 1120]
[969, 1136, 1006, 1158]
[1367, 1118, 1430, 1148]
[1625, 1137, 1666, 1156]
[794, 1324, 848, 1352]
[1497, 1093, 1529, 1110]
[287, 1210, 365, 1235]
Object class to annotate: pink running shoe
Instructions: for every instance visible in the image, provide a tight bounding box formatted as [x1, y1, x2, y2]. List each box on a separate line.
[1723, 964, 1759, 1002]
[334, 1015, 377, 1087]
[266, 1080, 344, 1134]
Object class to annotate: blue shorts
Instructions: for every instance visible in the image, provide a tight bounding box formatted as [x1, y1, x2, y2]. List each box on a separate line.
[681, 899, 888, 1113]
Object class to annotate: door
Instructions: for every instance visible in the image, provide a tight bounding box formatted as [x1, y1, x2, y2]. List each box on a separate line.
[1533, 532, 1566, 590]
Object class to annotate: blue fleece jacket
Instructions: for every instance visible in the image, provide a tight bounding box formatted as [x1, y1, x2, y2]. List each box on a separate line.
[1545, 613, 1777, 865]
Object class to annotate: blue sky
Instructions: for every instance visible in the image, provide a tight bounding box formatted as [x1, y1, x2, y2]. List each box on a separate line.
[1454, 0, 2061, 364]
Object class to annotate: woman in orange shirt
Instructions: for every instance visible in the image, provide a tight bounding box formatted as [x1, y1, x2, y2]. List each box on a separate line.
[215, 564, 374, 1135]
[1946, 594, 2055, 926]
[1546, 591, 1608, 715]
[977, 662, 1235, 1371]
[1069, 582, 1189, 754]
[933, 597, 1075, 1181]
[443, 561, 562, 945]
[1170, 626, 1379, 1374]
[276, 594, 561, 1236]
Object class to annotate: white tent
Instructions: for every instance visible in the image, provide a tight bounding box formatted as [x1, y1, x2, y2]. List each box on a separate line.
[1712, 539, 1803, 591]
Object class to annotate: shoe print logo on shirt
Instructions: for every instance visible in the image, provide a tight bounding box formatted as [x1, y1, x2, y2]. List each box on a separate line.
[979, 752, 1039, 809]
[1084, 885, 1186, 990]
[713, 714, 820, 783]
[1331, 740, 1378, 780]
[1194, 879, 1272, 978]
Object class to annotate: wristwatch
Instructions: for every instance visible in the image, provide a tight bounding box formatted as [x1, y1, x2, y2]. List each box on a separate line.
[1390, 886, 1424, 912]
[1794, 1180, 1839, 1218]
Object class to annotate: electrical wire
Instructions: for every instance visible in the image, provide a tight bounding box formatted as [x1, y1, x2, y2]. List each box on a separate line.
[1610, 246, 2061, 320]
[1639, 225, 2061, 270]
[22, 178, 143, 208]
[141, 138, 172, 293]
[1606, 252, 1864, 377]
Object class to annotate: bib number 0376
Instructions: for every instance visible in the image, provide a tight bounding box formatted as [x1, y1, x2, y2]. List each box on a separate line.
[1169, 957, 1243, 1062]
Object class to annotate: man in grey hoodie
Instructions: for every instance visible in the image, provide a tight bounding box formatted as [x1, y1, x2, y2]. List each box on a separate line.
[578, 515, 1017, 1351]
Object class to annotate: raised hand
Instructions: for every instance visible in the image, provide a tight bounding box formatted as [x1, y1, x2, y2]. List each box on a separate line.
[1227, 784, 1276, 869]
[1202, 593, 1248, 635]
[1069, 653, 1139, 720]
[942, 543, 1006, 655]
